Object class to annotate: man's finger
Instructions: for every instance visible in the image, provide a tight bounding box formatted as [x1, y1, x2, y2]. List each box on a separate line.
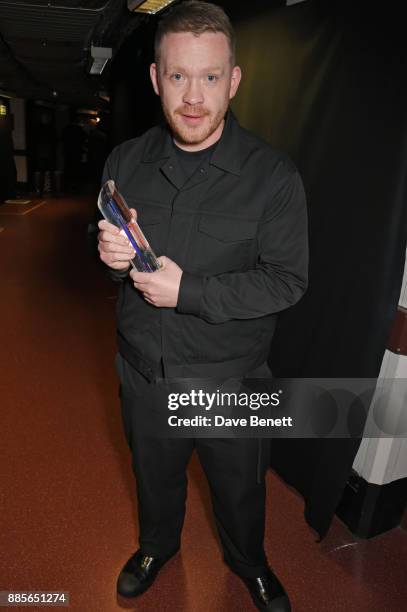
[142, 290, 155, 300]
[144, 295, 156, 306]
[130, 271, 151, 284]
[101, 252, 134, 264]
[98, 230, 131, 246]
[98, 219, 120, 234]
[133, 282, 152, 294]
[100, 241, 135, 256]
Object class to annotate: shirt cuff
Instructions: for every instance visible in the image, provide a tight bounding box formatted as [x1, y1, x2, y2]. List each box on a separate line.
[177, 271, 204, 316]
[108, 265, 130, 282]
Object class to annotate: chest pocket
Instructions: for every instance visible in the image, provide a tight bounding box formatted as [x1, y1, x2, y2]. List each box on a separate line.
[188, 215, 258, 274]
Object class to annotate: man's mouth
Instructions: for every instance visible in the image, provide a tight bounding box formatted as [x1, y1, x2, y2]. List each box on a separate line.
[180, 113, 207, 125]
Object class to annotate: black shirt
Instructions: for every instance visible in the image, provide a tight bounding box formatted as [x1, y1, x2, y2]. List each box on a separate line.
[173, 140, 218, 187]
[102, 110, 308, 380]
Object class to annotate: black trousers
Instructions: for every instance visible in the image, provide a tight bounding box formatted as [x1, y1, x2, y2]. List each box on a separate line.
[116, 353, 272, 579]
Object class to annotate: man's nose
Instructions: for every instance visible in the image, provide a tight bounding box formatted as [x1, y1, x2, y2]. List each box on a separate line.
[183, 78, 204, 105]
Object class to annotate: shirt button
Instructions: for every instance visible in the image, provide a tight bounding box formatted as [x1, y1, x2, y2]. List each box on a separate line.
[200, 168, 205, 174]
[169, 165, 173, 170]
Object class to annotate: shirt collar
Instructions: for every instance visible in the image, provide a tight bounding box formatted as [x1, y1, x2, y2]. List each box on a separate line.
[141, 108, 242, 176]
[209, 109, 242, 176]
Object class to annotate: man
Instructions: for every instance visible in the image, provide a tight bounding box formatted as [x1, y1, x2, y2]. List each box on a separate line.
[98, 2, 308, 610]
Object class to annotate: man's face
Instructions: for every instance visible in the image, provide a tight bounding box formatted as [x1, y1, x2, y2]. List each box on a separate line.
[150, 31, 241, 151]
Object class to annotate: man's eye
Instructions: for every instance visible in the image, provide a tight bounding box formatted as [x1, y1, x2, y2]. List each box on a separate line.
[171, 73, 183, 81]
[207, 75, 217, 82]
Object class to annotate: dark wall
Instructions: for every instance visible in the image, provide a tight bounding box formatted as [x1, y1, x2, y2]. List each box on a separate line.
[109, 19, 161, 147]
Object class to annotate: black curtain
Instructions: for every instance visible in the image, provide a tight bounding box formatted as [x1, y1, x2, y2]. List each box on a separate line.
[223, 0, 407, 538]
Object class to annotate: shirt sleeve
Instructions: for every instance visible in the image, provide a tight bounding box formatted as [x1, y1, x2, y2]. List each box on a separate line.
[176, 167, 309, 323]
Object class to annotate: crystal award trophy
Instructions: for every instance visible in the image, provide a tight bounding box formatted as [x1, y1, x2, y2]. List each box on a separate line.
[98, 180, 161, 272]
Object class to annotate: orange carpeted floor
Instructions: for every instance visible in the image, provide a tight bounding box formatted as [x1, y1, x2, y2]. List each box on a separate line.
[1, 196, 406, 612]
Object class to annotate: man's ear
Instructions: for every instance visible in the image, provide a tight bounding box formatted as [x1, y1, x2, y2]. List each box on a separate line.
[229, 65, 242, 100]
[150, 63, 160, 96]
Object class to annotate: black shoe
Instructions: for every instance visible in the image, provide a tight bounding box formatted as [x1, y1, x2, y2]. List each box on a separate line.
[239, 567, 291, 611]
[117, 549, 172, 598]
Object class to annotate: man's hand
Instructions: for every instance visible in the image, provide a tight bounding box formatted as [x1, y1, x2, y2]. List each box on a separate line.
[130, 256, 183, 308]
[97, 208, 137, 271]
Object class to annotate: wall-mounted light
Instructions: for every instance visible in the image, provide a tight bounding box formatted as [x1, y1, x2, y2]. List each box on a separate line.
[128, 0, 177, 15]
[77, 108, 99, 116]
[89, 45, 112, 75]
[0, 100, 7, 116]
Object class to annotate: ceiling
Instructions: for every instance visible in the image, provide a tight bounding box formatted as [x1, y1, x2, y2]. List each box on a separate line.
[0, 0, 146, 108]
